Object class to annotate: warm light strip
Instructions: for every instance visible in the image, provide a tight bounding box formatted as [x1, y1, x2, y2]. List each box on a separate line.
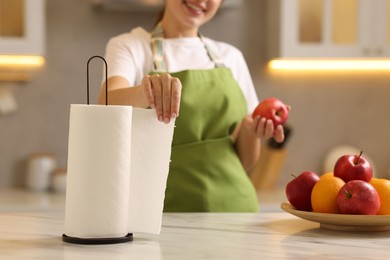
[0, 55, 45, 68]
[269, 59, 390, 71]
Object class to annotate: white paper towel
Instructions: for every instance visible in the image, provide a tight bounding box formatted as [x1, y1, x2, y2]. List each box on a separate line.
[64, 104, 175, 239]
[128, 108, 175, 234]
[65, 104, 132, 238]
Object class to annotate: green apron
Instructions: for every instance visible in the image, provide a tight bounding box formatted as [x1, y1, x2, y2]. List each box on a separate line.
[151, 28, 259, 212]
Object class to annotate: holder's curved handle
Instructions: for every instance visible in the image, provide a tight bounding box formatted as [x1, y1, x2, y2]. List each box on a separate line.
[87, 56, 108, 105]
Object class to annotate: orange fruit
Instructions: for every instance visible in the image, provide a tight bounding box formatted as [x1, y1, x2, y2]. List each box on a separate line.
[320, 172, 334, 179]
[311, 175, 345, 213]
[369, 178, 390, 215]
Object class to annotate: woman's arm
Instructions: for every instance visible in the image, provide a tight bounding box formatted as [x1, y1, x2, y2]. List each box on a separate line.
[98, 76, 148, 107]
[232, 116, 260, 173]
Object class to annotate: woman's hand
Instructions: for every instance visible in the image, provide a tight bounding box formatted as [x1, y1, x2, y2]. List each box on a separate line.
[252, 116, 285, 143]
[232, 116, 285, 173]
[141, 73, 182, 124]
[233, 105, 290, 173]
[251, 104, 292, 143]
[233, 116, 286, 144]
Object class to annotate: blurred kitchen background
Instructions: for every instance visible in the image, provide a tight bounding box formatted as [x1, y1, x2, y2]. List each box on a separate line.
[1, 0, 390, 193]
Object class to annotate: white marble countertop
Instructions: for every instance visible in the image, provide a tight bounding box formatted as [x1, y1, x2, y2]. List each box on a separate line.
[1, 189, 389, 259]
[1, 210, 390, 259]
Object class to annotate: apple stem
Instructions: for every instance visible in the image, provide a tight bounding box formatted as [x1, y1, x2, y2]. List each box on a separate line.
[355, 151, 363, 165]
[344, 190, 352, 199]
[291, 174, 296, 178]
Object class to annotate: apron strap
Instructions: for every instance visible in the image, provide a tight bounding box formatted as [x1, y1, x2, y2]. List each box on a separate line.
[150, 23, 225, 72]
[151, 24, 166, 72]
[198, 34, 225, 68]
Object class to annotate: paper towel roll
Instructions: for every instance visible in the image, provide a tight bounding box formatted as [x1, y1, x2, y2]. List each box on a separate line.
[64, 104, 132, 239]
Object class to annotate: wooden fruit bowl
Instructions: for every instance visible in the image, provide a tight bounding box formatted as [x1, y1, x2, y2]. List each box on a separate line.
[281, 202, 390, 231]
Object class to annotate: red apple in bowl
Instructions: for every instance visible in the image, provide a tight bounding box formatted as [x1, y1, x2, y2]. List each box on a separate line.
[286, 171, 320, 211]
[337, 180, 380, 215]
[333, 151, 373, 183]
[252, 98, 289, 128]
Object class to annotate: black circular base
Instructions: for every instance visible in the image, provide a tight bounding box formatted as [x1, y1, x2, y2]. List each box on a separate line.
[62, 233, 133, 245]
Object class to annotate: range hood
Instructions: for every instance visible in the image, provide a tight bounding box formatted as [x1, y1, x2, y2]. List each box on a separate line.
[91, 0, 242, 12]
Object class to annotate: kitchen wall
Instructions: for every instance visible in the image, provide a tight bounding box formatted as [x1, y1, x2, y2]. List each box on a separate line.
[0, 0, 389, 189]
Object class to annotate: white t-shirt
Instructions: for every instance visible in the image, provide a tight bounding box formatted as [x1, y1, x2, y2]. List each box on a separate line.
[105, 27, 259, 113]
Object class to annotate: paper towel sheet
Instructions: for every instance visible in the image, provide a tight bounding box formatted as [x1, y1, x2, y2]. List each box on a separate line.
[65, 105, 132, 238]
[128, 108, 175, 234]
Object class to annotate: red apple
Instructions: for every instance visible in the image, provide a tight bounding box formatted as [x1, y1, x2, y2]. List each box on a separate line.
[252, 98, 289, 128]
[333, 151, 373, 183]
[286, 171, 320, 211]
[337, 180, 380, 215]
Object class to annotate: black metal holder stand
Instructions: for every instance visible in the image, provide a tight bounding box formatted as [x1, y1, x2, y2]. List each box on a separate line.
[62, 233, 133, 245]
[62, 56, 133, 245]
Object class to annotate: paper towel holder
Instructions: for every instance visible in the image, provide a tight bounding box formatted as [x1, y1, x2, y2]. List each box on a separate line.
[87, 55, 108, 105]
[62, 56, 133, 245]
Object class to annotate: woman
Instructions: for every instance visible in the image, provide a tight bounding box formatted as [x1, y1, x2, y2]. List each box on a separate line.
[98, 0, 285, 212]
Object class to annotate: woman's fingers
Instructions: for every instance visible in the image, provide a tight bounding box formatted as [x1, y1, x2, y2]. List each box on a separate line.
[150, 74, 164, 121]
[254, 117, 285, 142]
[170, 77, 181, 119]
[263, 120, 274, 139]
[160, 73, 172, 123]
[142, 74, 181, 123]
[273, 125, 285, 143]
[141, 75, 155, 108]
[254, 117, 265, 137]
[255, 117, 273, 139]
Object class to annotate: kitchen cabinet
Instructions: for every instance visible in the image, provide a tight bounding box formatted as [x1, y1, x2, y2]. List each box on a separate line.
[0, 0, 45, 57]
[267, 0, 390, 58]
[0, 0, 45, 81]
